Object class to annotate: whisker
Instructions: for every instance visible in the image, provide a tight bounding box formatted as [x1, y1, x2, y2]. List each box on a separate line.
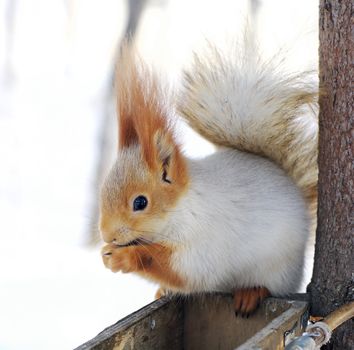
[125, 227, 184, 245]
[148, 234, 183, 245]
[127, 227, 159, 235]
[136, 249, 146, 275]
[152, 232, 184, 245]
[137, 237, 154, 244]
[137, 242, 164, 271]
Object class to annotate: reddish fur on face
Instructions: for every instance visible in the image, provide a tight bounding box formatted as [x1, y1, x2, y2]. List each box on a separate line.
[101, 243, 185, 290]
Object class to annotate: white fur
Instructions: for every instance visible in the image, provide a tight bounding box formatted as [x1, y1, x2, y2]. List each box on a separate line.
[164, 149, 309, 295]
[163, 45, 318, 295]
[179, 46, 318, 200]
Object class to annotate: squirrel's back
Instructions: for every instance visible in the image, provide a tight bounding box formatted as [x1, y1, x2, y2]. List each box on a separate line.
[179, 46, 318, 216]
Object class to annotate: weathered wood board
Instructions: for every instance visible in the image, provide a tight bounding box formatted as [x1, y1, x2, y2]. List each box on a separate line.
[75, 297, 183, 350]
[75, 294, 308, 350]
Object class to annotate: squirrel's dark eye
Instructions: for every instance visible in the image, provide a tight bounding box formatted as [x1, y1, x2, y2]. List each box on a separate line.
[133, 195, 148, 211]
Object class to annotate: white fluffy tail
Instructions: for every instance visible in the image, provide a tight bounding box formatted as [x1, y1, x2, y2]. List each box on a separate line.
[178, 46, 318, 211]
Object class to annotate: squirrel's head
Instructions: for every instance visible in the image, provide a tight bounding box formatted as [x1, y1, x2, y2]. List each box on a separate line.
[99, 46, 189, 246]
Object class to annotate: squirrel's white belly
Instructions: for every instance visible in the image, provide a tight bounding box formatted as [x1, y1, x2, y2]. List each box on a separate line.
[168, 149, 309, 295]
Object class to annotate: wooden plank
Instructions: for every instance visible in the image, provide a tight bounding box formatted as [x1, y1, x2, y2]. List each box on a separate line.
[236, 300, 308, 350]
[74, 297, 184, 350]
[75, 293, 308, 350]
[183, 294, 305, 350]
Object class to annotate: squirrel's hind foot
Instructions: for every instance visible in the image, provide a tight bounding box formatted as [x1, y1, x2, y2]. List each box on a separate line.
[234, 287, 270, 318]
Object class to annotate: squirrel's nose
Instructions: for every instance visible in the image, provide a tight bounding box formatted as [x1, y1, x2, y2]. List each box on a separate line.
[101, 227, 129, 243]
[100, 229, 115, 243]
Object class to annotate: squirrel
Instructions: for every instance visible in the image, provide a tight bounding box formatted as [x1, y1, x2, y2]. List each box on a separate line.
[99, 43, 318, 316]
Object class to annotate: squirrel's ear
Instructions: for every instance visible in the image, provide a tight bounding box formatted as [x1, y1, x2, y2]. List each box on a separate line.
[115, 44, 188, 185]
[153, 130, 176, 183]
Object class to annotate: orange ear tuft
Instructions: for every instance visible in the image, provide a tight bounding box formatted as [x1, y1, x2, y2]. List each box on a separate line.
[118, 111, 139, 149]
[115, 44, 176, 170]
[116, 43, 140, 149]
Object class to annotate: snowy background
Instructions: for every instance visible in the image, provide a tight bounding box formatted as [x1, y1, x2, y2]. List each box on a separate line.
[0, 0, 317, 349]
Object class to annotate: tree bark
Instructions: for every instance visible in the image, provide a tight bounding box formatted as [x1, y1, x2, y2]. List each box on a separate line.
[308, 0, 354, 349]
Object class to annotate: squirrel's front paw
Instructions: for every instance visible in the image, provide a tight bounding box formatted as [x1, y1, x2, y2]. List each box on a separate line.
[101, 244, 138, 273]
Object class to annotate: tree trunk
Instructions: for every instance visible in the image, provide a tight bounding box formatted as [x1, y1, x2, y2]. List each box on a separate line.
[307, 0, 354, 349]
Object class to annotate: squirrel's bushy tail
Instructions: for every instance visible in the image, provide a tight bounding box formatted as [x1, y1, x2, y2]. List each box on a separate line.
[179, 46, 318, 214]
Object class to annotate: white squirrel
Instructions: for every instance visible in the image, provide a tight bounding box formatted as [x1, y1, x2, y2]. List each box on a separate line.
[99, 43, 318, 315]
